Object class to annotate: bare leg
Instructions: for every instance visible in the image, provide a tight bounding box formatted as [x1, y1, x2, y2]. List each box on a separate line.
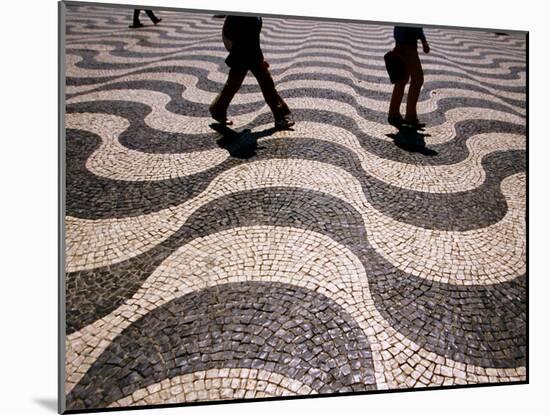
[389, 78, 408, 119]
[388, 44, 411, 122]
[405, 49, 424, 122]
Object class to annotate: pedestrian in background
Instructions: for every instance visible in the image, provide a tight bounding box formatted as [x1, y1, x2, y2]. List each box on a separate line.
[388, 26, 430, 129]
[129, 9, 162, 28]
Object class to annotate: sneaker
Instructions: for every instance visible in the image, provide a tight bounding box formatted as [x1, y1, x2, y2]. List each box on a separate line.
[274, 117, 295, 130]
[153, 18, 162, 25]
[129, 22, 144, 28]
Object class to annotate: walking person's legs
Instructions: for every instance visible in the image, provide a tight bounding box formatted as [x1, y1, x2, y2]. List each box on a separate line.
[210, 67, 248, 123]
[130, 9, 142, 28]
[144, 10, 162, 24]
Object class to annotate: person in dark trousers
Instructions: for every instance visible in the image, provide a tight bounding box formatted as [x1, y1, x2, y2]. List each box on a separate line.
[388, 26, 430, 129]
[209, 16, 294, 130]
[129, 9, 162, 28]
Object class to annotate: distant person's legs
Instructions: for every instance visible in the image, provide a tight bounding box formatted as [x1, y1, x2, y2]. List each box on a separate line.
[210, 67, 249, 124]
[144, 10, 162, 24]
[130, 9, 143, 28]
[130, 9, 161, 28]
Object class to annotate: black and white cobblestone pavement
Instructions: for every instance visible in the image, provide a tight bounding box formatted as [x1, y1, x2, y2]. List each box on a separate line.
[63, 5, 526, 410]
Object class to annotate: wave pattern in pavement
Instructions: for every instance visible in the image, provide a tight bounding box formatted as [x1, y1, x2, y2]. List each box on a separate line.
[63, 5, 527, 411]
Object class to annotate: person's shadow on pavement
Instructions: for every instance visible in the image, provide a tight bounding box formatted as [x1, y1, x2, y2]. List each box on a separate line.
[386, 126, 438, 156]
[209, 123, 279, 159]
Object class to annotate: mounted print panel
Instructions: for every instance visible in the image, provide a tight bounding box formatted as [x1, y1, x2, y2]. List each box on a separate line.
[59, 1, 527, 412]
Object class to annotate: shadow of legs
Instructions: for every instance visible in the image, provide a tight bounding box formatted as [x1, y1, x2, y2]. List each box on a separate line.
[386, 127, 438, 156]
[209, 123, 278, 159]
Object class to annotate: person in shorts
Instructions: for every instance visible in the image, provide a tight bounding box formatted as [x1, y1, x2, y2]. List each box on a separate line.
[388, 26, 430, 129]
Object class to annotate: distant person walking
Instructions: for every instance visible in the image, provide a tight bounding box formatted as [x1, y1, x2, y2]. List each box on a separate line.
[209, 16, 294, 130]
[129, 9, 162, 28]
[388, 26, 430, 129]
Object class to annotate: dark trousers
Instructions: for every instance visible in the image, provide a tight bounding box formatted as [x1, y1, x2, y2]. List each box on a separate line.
[132, 9, 159, 25]
[388, 43, 424, 121]
[210, 64, 290, 121]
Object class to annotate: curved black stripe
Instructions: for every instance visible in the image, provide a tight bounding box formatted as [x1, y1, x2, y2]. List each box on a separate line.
[65, 51, 527, 95]
[67, 44, 526, 90]
[65, 127, 235, 219]
[66, 187, 526, 370]
[66, 31, 525, 69]
[365, 149, 526, 230]
[289, 108, 525, 167]
[66, 281, 376, 409]
[67, 93, 525, 167]
[370, 271, 526, 369]
[66, 66, 526, 112]
[66, 7, 526, 55]
[65, 120, 524, 223]
[66, 72, 525, 128]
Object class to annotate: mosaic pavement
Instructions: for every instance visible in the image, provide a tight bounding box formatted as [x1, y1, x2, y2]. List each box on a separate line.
[63, 5, 527, 411]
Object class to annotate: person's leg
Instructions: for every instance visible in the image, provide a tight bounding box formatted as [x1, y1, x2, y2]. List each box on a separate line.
[388, 78, 408, 120]
[404, 48, 424, 123]
[250, 64, 292, 123]
[209, 67, 248, 122]
[130, 10, 142, 28]
[388, 45, 410, 125]
[275, 93, 291, 117]
[145, 10, 161, 24]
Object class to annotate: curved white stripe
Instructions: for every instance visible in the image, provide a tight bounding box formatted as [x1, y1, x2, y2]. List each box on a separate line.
[261, 123, 525, 193]
[66, 25, 524, 64]
[66, 158, 525, 286]
[67, 31, 524, 72]
[66, 45, 526, 87]
[66, 60, 526, 106]
[66, 226, 525, 394]
[66, 102, 525, 193]
[66, 112, 228, 181]
[66, 11, 525, 55]
[65, 57, 526, 109]
[67, 226, 378, 392]
[65, 97, 526, 191]
[65, 69, 524, 116]
[108, 368, 316, 407]
[66, 87, 525, 146]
